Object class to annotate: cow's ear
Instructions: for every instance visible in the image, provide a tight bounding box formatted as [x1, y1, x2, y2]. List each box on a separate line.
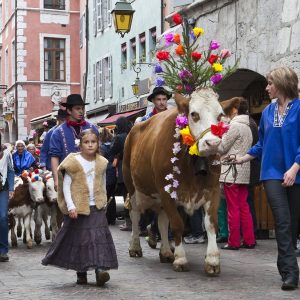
[220, 97, 241, 116]
[175, 93, 189, 115]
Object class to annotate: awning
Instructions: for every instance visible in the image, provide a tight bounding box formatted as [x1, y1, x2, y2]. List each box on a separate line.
[98, 108, 146, 125]
[30, 112, 54, 125]
[87, 113, 110, 125]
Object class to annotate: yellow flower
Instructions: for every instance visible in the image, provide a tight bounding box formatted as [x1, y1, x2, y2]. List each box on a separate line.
[188, 143, 200, 156]
[192, 27, 204, 37]
[212, 63, 223, 73]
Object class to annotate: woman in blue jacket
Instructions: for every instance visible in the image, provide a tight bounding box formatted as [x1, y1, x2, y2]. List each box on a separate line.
[0, 136, 15, 262]
[237, 67, 300, 291]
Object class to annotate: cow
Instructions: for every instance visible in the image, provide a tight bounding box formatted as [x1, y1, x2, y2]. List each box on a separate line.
[9, 176, 34, 249]
[123, 88, 235, 275]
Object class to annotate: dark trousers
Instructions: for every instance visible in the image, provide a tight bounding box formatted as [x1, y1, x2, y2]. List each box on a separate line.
[0, 190, 9, 254]
[106, 183, 116, 225]
[116, 182, 129, 219]
[264, 180, 300, 280]
[189, 207, 204, 237]
[247, 184, 257, 235]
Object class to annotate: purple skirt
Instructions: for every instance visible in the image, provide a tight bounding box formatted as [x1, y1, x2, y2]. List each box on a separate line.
[42, 207, 118, 272]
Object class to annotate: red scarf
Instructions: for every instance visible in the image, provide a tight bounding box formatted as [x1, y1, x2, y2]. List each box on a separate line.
[66, 118, 87, 127]
[152, 107, 167, 115]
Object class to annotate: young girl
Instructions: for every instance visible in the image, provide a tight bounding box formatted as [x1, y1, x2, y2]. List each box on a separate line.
[42, 129, 118, 286]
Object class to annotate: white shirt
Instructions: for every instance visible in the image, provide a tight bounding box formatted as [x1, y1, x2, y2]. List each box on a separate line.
[63, 154, 96, 211]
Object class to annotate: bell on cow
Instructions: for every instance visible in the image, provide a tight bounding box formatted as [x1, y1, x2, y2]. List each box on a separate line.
[192, 156, 208, 176]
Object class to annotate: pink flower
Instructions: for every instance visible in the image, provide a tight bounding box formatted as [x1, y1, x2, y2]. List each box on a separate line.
[220, 48, 231, 59]
[176, 114, 188, 128]
[164, 33, 174, 46]
[209, 40, 221, 50]
[210, 74, 223, 85]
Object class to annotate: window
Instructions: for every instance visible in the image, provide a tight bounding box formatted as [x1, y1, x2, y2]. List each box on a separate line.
[44, 0, 66, 10]
[93, 0, 112, 35]
[93, 56, 112, 102]
[11, 41, 15, 83]
[5, 49, 8, 85]
[121, 43, 127, 71]
[130, 38, 136, 66]
[139, 33, 146, 63]
[149, 27, 157, 60]
[80, 13, 85, 48]
[44, 38, 65, 81]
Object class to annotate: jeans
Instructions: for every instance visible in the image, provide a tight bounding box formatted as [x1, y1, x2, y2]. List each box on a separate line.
[0, 190, 9, 254]
[264, 180, 300, 280]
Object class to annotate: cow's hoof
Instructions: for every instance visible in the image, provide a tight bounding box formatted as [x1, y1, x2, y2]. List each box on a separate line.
[173, 263, 189, 272]
[159, 252, 174, 263]
[34, 237, 42, 245]
[204, 263, 220, 276]
[129, 249, 143, 257]
[27, 240, 33, 249]
[45, 231, 51, 240]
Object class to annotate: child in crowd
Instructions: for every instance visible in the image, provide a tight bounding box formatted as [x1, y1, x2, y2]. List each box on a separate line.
[42, 129, 118, 286]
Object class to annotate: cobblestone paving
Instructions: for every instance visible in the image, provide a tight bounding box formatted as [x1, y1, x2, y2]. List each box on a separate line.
[0, 224, 299, 300]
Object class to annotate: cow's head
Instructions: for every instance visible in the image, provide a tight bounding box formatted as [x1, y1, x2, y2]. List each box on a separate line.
[175, 89, 242, 156]
[44, 176, 57, 203]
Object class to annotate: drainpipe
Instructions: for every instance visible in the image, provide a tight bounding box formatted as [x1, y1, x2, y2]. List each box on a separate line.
[14, 0, 18, 139]
[161, 0, 164, 34]
[83, 0, 89, 102]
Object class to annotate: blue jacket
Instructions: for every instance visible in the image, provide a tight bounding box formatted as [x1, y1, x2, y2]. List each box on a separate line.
[248, 98, 300, 183]
[40, 125, 57, 170]
[49, 121, 99, 163]
[100, 142, 117, 186]
[12, 150, 36, 176]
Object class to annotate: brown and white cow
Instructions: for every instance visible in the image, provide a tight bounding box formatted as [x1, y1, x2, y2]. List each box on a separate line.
[123, 88, 234, 275]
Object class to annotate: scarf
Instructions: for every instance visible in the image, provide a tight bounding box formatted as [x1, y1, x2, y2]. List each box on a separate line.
[66, 119, 87, 127]
[152, 107, 167, 115]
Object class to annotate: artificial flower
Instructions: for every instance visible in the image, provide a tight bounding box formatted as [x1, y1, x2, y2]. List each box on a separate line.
[179, 69, 192, 79]
[173, 180, 179, 188]
[212, 63, 223, 73]
[192, 27, 204, 38]
[211, 122, 229, 138]
[156, 51, 170, 61]
[184, 84, 194, 94]
[154, 63, 163, 73]
[190, 31, 196, 41]
[188, 143, 200, 156]
[208, 54, 218, 65]
[164, 33, 174, 46]
[191, 52, 202, 61]
[210, 74, 223, 85]
[172, 13, 182, 25]
[220, 48, 231, 59]
[170, 157, 179, 164]
[165, 174, 174, 181]
[180, 126, 195, 146]
[173, 166, 181, 174]
[176, 84, 183, 92]
[170, 191, 177, 199]
[173, 33, 181, 44]
[164, 184, 172, 193]
[172, 142, 181, 155]
[156, 77, 165, 87]
[175, 44, 185, 56]
[209, 40, 221, 50]
[176, 114, 188, 128]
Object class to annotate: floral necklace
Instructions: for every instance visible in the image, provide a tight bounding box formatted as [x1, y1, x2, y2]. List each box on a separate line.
[164, 114, 229, 200]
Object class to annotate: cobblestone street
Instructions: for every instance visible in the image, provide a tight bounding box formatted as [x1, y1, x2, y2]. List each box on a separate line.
[0, 222, 299, 300]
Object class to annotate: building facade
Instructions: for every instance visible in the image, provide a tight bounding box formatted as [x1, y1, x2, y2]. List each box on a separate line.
[85, 0, 164, 124]
[0, 0, 81, 142]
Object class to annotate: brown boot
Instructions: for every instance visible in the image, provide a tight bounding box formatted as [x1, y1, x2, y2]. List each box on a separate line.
[96, 271, 110, 287]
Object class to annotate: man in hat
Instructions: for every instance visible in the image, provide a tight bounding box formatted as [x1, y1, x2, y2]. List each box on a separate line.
[40, 109, 68, 171]
[49, 94, 98, 189]
[140, 87, 171, 122]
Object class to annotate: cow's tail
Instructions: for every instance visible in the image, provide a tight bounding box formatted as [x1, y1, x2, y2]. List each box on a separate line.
[122, 132, 135, 197]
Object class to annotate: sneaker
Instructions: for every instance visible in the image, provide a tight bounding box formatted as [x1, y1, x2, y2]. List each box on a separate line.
[184, 235, 206, 244]
[0, 253, 9, 262]
[96, 271, 110, 287]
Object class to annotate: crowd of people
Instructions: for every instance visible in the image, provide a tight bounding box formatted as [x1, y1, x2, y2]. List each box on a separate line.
[0, 66, 299, 291]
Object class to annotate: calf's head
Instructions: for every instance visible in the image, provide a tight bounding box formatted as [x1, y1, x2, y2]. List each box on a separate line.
[28, 176, 45, 203]
[45, 177, 57, 203]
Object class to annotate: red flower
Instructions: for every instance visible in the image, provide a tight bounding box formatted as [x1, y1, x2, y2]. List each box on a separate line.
[176, 85, 183, 92]
[191, 52, 202, 61]
[208, 54, 218, 65]
[211, 122, 229, 138]
[34, 169, 39, 174]
[172, 13, 182, 25]
[156, 51, 170, 61]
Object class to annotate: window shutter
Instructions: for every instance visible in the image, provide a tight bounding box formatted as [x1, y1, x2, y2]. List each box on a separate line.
[97, 0, 103, 32]
[108, 55, 112, 98]
[93, 0, 97, 36]
[93, 64, 96, 103]
[107, 0, 112, 27]
[99, 59, 104, 100]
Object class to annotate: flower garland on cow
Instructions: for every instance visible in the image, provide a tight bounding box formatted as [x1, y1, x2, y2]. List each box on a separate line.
[153, 13, 237, 200]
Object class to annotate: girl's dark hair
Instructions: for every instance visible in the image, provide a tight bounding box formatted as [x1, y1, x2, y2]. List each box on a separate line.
[100, 127, 113, 143]
[237, 98, 249, 115]
[115, 117, 132, 134]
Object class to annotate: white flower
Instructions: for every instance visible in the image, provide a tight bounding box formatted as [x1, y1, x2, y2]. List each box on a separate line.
[165, 174, 173, 181]
[170, 157, 179, 164]
[164, 184, 172, 193]
[173, 166, 181, 174]
[170, 191, 177, 199]
[173, 179, 179, 188]
[172, 142, 181, 155]
[173, 128, 181, 139]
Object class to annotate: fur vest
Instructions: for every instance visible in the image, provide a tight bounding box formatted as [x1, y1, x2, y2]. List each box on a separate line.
[57, 153, 108, 215]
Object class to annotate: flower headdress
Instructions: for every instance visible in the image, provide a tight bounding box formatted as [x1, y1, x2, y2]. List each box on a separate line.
[154, 13, 237, 94]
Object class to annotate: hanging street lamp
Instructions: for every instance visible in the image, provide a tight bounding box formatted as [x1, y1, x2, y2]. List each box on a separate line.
[111, 0, 135, 38]
[131, 78, 140, 97]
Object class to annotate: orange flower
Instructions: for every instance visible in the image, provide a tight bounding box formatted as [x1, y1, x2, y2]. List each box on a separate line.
[173, 33, 181, 44]
[175, 44, 185, 56]
[180, 127, 195, 146]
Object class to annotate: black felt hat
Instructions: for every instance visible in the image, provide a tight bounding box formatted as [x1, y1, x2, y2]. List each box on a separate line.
[60, 94, 89, 107]
[147, 87, 172, 102]
[56, 109, 68, 119]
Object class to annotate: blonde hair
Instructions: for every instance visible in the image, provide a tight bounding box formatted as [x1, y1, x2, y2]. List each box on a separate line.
[266, 67, 299, 99]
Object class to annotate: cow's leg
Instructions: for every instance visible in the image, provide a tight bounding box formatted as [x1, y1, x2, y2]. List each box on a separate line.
[203, 200, 220, 276]
[50, 205, 58, 241]
[24, 214, 33, 249]
[158, 210, 174, 263]
[42, 205, 51, 240]
[34, 206, 42, 245]
[128, 193, 142, 257]
[17, 217, 22, 238]
[10, 215, 18, 247]
[162, 197, 188, 272]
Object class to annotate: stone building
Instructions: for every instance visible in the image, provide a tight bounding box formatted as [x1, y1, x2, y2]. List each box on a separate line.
[0, 0, 81, 142]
